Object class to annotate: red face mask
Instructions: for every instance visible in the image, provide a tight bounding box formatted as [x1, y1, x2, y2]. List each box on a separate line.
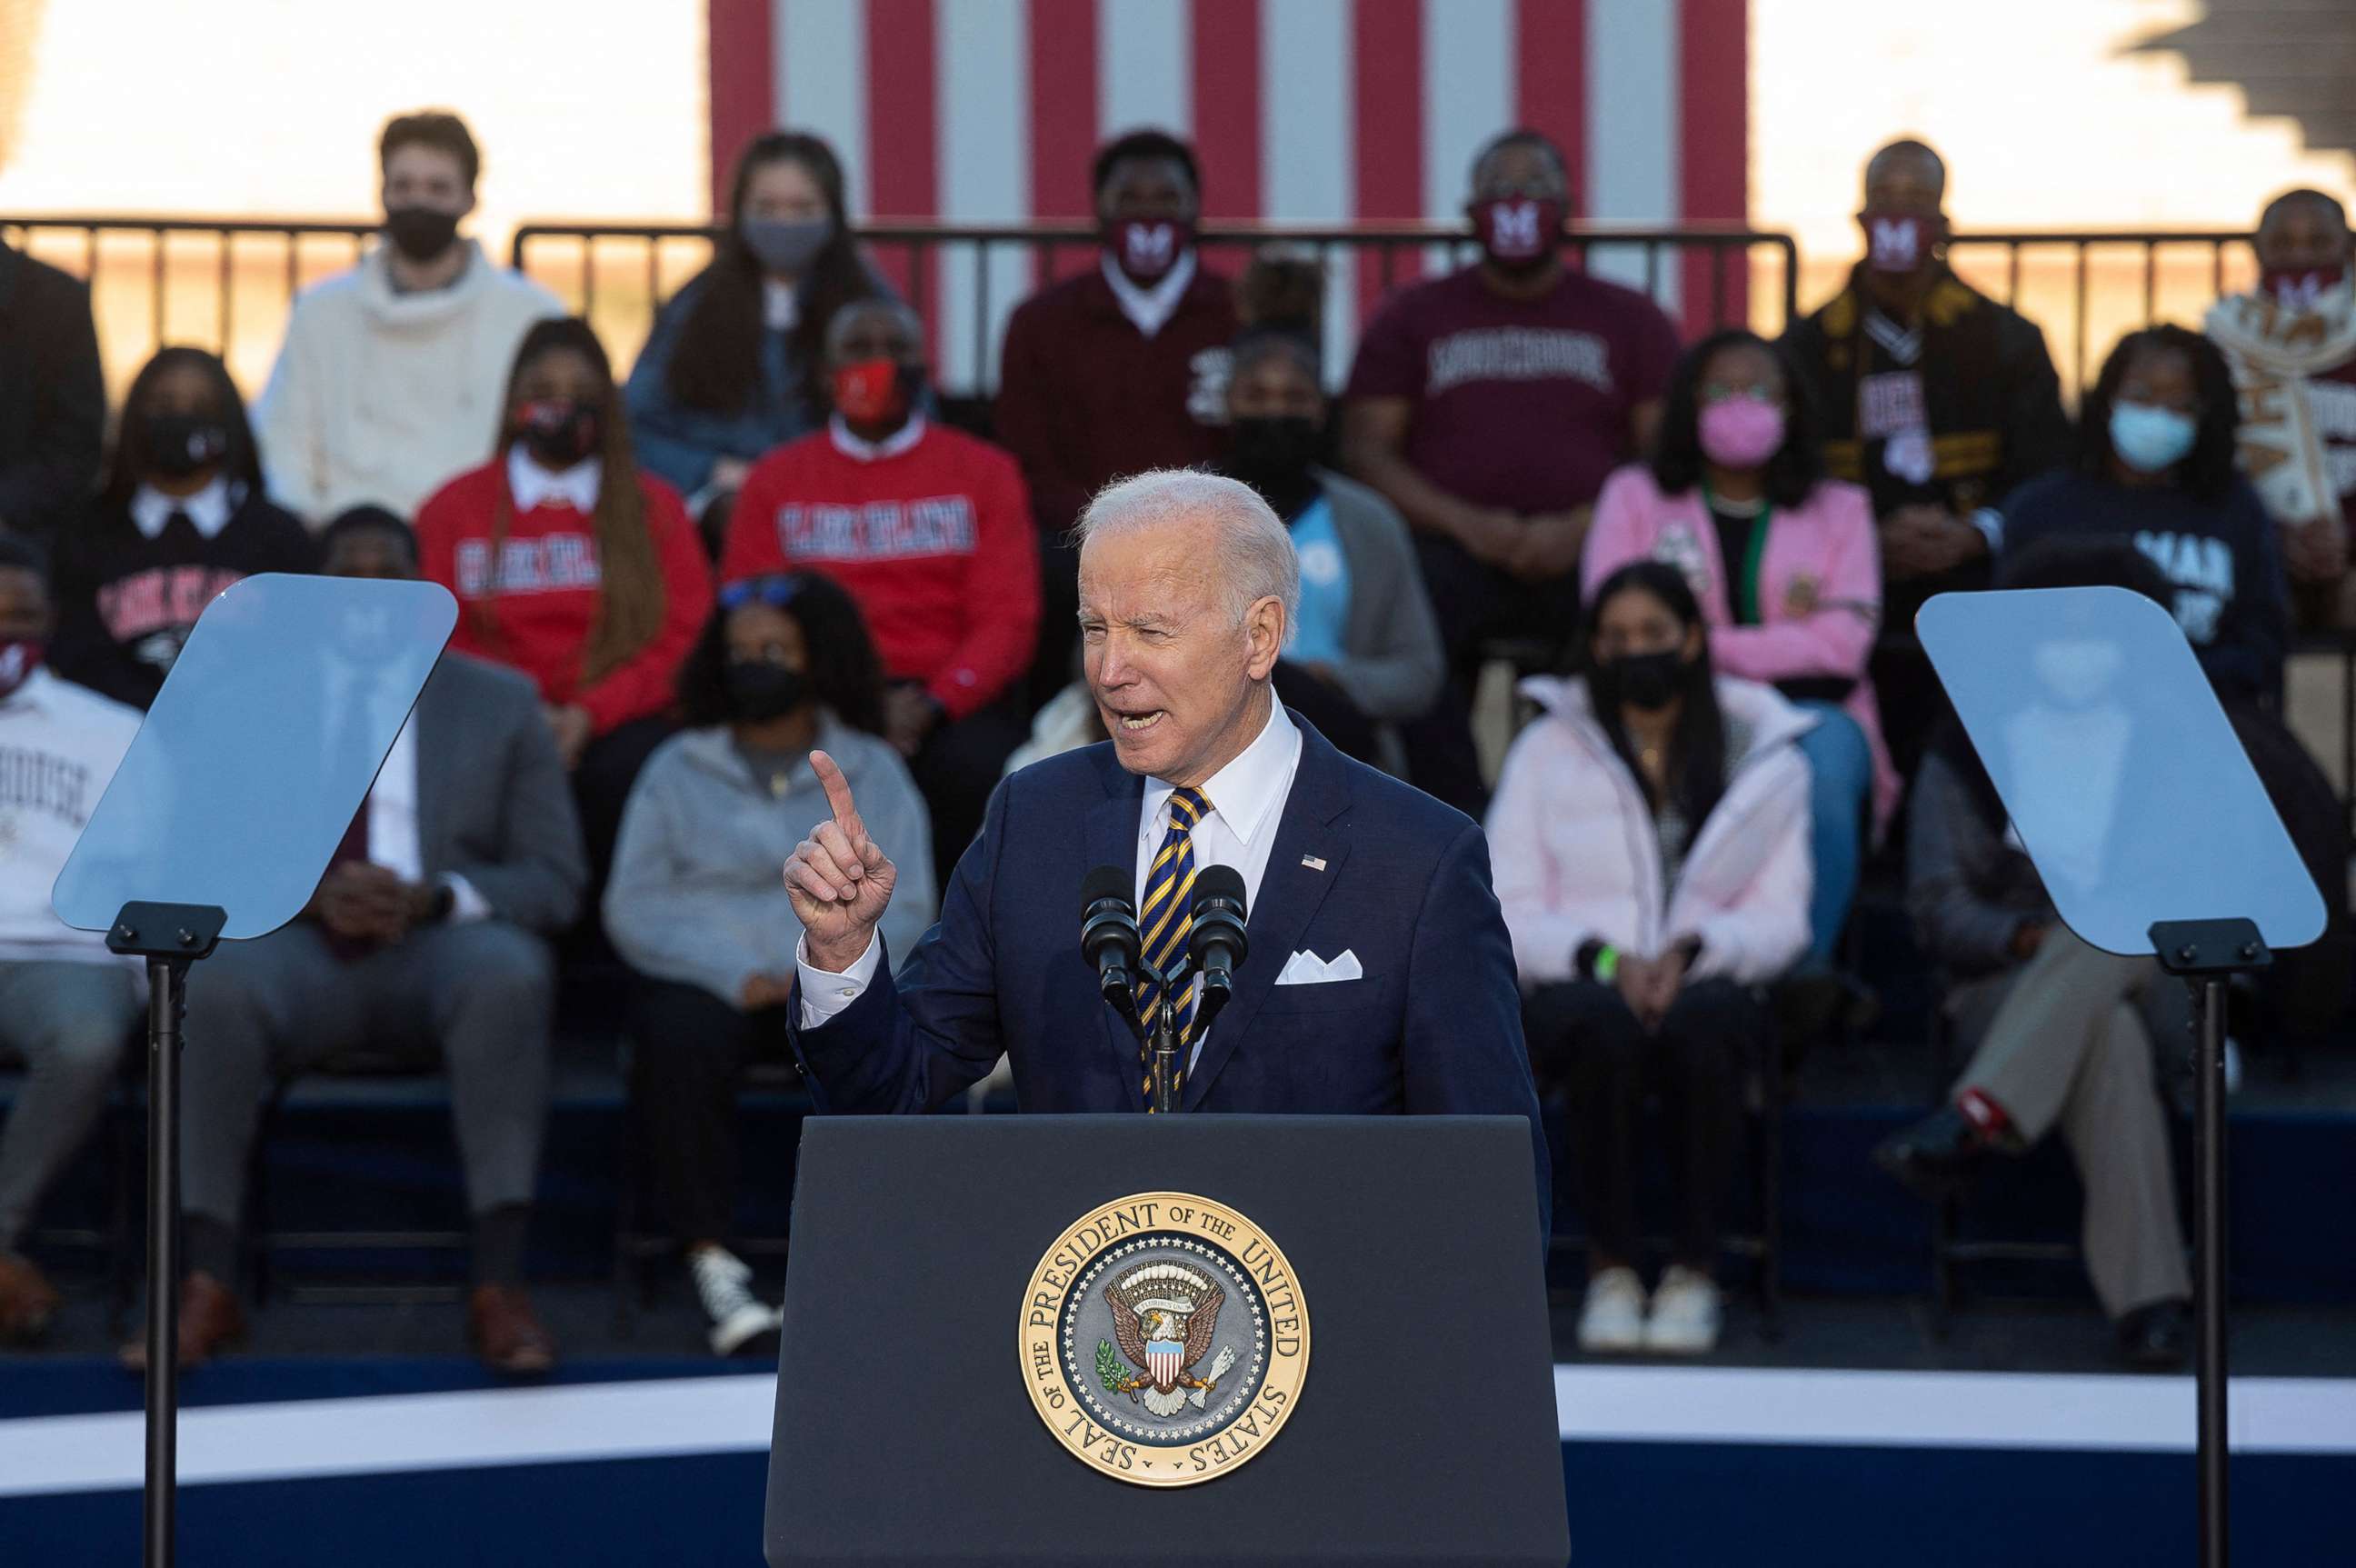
[2261, 264, 2348, 313]
[1474, 197, 1563, 269]
[0, 637, 44, 702]
[831, 357, 911, 425]
[1104, 218, 1193, 285]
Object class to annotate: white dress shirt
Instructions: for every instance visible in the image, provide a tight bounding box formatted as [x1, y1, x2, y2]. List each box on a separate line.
[129, 475, 238, 541]
[828, 413, 927, 463]
[1100, 250, 1198, 340]
[322, 656, 490, 922]
[508, 446, 601, 513]
[798, 695, 1303, 1056]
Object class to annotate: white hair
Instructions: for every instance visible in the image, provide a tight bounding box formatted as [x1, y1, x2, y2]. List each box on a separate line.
[1070, 469, 1301, 626]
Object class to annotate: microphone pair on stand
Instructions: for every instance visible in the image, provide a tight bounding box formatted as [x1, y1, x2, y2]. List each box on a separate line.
[1081, 863, 1249, 1113]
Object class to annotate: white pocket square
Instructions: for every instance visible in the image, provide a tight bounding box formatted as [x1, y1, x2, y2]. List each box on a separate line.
[1274, 948, 1363, 985]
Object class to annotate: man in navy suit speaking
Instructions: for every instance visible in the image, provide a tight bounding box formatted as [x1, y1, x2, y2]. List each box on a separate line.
[784, 469, 1546, 1222]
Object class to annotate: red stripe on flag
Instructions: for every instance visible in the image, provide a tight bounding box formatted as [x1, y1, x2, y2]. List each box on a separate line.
[1029, 0, 1100, 284]
[865, 0, 940, 361]
[707, 0, 775, 216]
[1514, 0, 1585, 220]
[1353, 0, 1424, 324]
[1192, 0, 1263, 230]
[1677, 0, 1750, 334]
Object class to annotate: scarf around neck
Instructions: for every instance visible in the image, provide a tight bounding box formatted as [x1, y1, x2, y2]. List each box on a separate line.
[2205, 280, 2356, 527]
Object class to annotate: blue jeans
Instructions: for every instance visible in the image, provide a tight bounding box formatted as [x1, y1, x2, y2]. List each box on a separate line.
[1794, 702, 1872, 966]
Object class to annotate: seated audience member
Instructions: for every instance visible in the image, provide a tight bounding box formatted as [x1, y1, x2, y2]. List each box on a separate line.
[1343, 128, 1680, 814]
[0, 235, 105, 541]
[721, 300, 1036, 874]
[1781, 138, 2072, 776]
[996, 128, 1240, 706]
[255, 111, 561, 524]
[1216, 255, 1444, 769]
[416, 317, 713, 892]
[2205, 188, 2356, 629]
[2003, 325, 2287, 707]
[626, 132, 885, 542]
[1489, 561, 1812, 1356]
[138, 508, 587, 1374]
[50, 347, 316, 709]
[1875, 539, 2192, 1368]
[0, 537, 144, 1343]
[604, 571, 934, 1355]
[1585, 328, 1890, 974]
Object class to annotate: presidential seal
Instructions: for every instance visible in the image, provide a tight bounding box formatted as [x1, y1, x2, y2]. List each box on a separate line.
[1019, 1192, 1309, 1487]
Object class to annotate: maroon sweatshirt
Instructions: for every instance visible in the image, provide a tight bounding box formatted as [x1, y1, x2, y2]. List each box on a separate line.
[993, 264, 1239, 534]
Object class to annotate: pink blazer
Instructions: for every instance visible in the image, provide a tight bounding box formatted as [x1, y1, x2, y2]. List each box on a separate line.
[1582, 464, 1898, 834]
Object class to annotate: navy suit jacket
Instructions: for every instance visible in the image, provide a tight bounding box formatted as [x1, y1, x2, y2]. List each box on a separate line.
[789, 713, 1550, 1233]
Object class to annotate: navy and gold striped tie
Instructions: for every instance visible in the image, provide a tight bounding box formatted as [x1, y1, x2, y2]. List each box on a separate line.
[1134, 786, 1208, 1110]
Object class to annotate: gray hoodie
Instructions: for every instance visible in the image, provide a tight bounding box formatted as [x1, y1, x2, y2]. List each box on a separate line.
[603, 715, 938, 1006]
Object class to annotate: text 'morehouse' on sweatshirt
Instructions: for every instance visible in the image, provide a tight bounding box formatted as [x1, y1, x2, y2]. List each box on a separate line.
[415, 447, 714, 737]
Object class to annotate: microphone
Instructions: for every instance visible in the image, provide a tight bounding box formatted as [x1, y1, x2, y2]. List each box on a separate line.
[1187, 864, 1250, 1014]
[1079, 864, 1141, 1016]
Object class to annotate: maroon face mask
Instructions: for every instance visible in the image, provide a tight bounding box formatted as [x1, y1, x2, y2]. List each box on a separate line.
[0, 638, 44, 702]
[1474, 197, 1563, 270]
[1104, 218, 1193, 285]
[1863, 211, 1935, 274]
[2261, 264, 2348, 313]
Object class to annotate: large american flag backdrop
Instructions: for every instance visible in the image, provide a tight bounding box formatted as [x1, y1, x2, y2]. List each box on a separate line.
[707, 0, 1748, 390]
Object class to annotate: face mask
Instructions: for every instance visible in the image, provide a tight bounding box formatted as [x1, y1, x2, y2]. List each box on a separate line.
[1225, 416, 1324, 485]
[1104, 218, 1193, 285]
[512, 398, 604, 468]
[831, 357, 917, 425]
[1862, 211, 1934, 274]
[2261, 264, 2347, 313]
[0, 637, 43, 701]
[1697, 395, 1786, 469]
[141, 412, 231, 479]
[1474, 197, 1563, 271]
[1597, 647, 1686, 714]
[384, 205, 462, 262]
[741, 216, 834, 275]
[725, 659, 808, 721]
[2109, 401, 2198, 474]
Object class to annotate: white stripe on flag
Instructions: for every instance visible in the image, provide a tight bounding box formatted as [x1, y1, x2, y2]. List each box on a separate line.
[1583, 0, 1680, 310]
[1260, 0, 1353, 384]
[779, 0, 873, 216]
[1099, 0, 1191, 137]
[936, 0, 1032, 394]
[1422, 0, 1511, 274]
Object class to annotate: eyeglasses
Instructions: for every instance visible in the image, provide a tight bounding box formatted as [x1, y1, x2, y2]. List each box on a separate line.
[719, 574, 806, 611]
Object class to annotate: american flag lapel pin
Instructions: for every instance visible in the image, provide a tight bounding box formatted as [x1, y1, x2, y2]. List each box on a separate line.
[1301, 854, 1326, 871]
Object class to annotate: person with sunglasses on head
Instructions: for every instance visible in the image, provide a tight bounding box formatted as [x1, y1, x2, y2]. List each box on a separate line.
[626, 131, 898, 542]
[721, 299, 1037, 876]
[415, 317, 713, 895]
[255, 111, 562, 524]
[604, 571, 933, 1355]
[49, 346, 315, 709]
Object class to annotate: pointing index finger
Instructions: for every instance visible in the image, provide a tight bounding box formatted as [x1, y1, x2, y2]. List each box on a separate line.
[809, 749, 866, 841]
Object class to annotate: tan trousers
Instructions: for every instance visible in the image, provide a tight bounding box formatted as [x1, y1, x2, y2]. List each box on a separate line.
[1948, 927, 2191, 1319]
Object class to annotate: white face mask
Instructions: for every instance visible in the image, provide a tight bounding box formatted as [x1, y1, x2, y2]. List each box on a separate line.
[2032, 637, 2123, 708]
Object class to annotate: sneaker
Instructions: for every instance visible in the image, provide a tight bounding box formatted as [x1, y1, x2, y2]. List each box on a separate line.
[1641, 1266, 1722, 1354]
[1576, 1266, 1647, 1354]
[689, 1246, 781, 1357]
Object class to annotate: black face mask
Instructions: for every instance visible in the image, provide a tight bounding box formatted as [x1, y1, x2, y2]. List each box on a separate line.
[384, 205, 462, 262]
[726, 660, 808, 721]
[512, 399, 604, 469]
[1223, 415, 1325, 514]
[141, 413, 232, 479]
[1593, 648, 1687, 714]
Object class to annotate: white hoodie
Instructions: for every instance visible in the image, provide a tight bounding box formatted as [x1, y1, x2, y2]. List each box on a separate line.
[254, 239, 561, 524]
[0, 668, 144, 965]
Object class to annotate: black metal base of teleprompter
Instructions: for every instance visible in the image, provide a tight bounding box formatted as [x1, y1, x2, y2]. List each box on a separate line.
[2150, 916, 2271, 1568]
[106, 903, 227, 1568]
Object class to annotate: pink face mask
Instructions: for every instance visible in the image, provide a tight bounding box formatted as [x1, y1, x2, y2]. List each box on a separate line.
[1697, 395, 1787, 468]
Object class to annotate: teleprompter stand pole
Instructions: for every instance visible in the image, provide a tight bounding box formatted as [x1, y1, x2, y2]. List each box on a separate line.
[2150, 915, 2268, 1568]
[107, 901, 228, 1568]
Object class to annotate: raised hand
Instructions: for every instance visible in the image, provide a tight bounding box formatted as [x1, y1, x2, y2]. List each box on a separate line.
[784, 749, 899, 972]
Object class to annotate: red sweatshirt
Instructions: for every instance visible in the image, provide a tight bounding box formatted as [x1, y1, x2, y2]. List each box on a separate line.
[721, 419, 1038, 718]
[993, 265, 1238, 534]
[415, 458, 713, 735]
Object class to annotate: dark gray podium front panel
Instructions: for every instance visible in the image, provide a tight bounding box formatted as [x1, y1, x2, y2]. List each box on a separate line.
[765, 1114, 1565, 1567]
